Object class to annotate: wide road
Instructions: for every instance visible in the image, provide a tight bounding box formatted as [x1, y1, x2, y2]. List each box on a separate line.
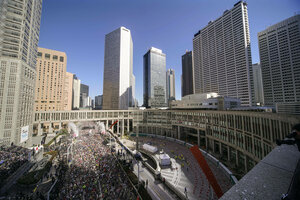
[115, 138, 179, 200]
[133, 160, 179, 200]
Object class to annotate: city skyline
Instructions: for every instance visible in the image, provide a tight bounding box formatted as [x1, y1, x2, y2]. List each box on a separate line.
[0, 1, 300, 198]
[37, 0, 300, 105]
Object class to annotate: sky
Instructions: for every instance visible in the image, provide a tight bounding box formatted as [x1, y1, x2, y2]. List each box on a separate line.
[38, 0, 300, 105]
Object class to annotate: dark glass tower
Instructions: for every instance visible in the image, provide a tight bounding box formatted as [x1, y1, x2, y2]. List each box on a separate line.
[143, 47, 166, 108]
[181, 51, 194, 97]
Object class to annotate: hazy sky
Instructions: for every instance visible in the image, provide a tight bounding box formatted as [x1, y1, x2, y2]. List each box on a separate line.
[38, 0, 300, 105]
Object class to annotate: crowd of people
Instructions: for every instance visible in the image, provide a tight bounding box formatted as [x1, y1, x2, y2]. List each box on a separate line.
[57, 127, 137, 200]
[0, 145, 30, 187]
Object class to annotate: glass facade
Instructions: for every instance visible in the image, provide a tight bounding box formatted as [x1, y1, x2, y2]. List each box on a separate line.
[143, 47, 167, 108]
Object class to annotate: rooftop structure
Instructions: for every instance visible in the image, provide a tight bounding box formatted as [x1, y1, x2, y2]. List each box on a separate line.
[170, 93, 241, 110]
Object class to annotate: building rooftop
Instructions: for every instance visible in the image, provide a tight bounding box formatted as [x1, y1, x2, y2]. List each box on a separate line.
[149, 47, 162, 53]
[221, 144, 300, 199]
[182, 92, 219, 101]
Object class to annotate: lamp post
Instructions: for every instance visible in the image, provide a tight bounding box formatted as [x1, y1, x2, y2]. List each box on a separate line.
[136, 125, 140, 189]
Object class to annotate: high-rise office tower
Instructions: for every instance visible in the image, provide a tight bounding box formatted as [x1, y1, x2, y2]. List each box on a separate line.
[85, 96, 91, 108]
[193, 1, 253, 106]
[143, 47, 167, 108]
[252, 63, 264, 106]
[166, 69, 176, 103]
[102, 27, 134, 110]
[64, 72, 73, 110]
[0, 0, 42, 146]
[34, 48, 67, 111]
[131, 74, 136, 107]
[258, 15, 300, 106]
[91, 99, 95, 109]
[72, 75, 81, 109]
[95, 95, 103, 110]
[181, 50, 194, 97]
[80, 83, 89, 108]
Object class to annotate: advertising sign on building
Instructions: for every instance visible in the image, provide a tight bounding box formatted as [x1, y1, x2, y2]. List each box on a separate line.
[20, 126, 29, 143]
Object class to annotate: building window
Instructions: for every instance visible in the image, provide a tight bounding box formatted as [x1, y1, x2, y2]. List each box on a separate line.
[59, 56, 64, 62]
[53, 55, 58, 60]
[45, 54, 50, 59]
[38, 52, 42, 57]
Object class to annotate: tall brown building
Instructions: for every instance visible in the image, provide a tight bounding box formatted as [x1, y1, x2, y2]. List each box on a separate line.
[34, 47, 67, 111]
[181, 51, 194, 97]
[64, 72, 73, 110]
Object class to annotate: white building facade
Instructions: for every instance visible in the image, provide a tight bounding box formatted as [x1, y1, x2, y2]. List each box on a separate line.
[166, 69, 176, 104]
[193, 1, 254, 106]
[72, 76, 81, 109]
[170, 93, 241, 110]
[103, 27, 134, 110]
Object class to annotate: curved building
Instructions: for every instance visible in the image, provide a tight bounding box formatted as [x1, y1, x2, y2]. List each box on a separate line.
[33, 109, 299, 177]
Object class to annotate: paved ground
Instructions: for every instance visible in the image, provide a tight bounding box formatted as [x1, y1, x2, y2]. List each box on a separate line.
[133, 160, 178, 200]
[4, 156, 58, 199]
[116, 138, 178, 200]
[124, 135, 233, 200]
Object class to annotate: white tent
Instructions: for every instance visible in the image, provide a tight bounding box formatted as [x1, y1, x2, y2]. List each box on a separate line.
[159, 154, 171, 166]
[142, 144, 158, 153]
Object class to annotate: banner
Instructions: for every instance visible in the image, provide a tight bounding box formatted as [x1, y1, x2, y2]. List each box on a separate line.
[20, 126, 29, 143]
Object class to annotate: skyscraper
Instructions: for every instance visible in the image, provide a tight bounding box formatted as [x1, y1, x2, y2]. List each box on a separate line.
[131, 74, 136, 107]
[193, 1, 253, 106]
[252, 63, 264, 106]
[166, 69, 176, 103]
[95, 95, 103, 110]
[102, 27, 134, 110]
[64, 72, 73, 110]
[72, 75, 81, 110]
[258, 15, 300, 106]
[80, 83, 89, 108]
[0, 0, 42, 146]
[181, 50, 194, 97]
[143, 47, 167, 108]
[34, 47, 67, 111]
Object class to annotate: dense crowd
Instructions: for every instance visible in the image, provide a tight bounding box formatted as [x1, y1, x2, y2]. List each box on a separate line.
[58, 129, 137, 200]
[0, 146, 30, 186]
